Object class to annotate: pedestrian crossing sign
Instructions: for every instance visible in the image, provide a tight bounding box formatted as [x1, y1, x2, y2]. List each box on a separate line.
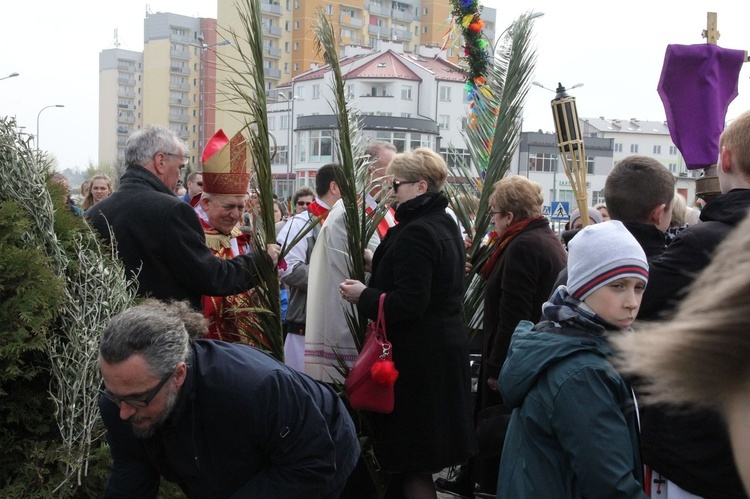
[550, 201, 569, 220]
[542, 205, 551, 217]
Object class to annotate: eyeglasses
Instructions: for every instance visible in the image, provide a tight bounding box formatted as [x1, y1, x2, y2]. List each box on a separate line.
[296, 201, 312, 207]
[165, 152, 189, 170]
[99, 371, 174, 409]
[486, 210, 504, 218]
[391, 179, 420, 193]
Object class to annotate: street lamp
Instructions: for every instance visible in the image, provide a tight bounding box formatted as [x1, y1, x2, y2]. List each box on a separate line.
[0, 72, 19, 81]
[196, 34, 231, 164]
[36, 104, 64, 154]
[278, 92, 299, 199]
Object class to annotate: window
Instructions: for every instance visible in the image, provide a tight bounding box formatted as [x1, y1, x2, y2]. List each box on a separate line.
[439, 86, 451, 101]
[297, 87, 305, 99]
[401, 85, 412, 100]
[410, 133, 430, 150]
[294, 63, 299, 71]
[653, 144, 662, 154]
[293, 42, 299, 51]
[423, 26, 428, 34]
[401, 112, 412, 118]
[414, 26, 419, 36]
[447, 48, 454, 57]
[294, 21, 299, 29]
[284, 62, 289, 73]
[325, 4, 333, 14]
[312, 84, 320, 99]
[346, 84, 354, 98]
[592, 190, 605, 205]
[614, 143, 622, 152]
[286, 0, 290, 10]
[308, 130, 333, 162]
[295, 0, 299, 7]
[272, 145, 288, 165]
[669, 163, 677, 173]
[669, 145, 677, 155]
[528, 153, 558, 172]
[285, 21, 290, 31]
[285, 42, 289, 52]
[423, 7, 428, 14]
[630, 144, 639, 153]
[438, 114, 450, 130]
[586, 156, 594, 175]
[268, 116, 275, 130]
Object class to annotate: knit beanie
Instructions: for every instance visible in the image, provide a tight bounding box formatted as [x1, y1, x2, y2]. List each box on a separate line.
[569, 207, 603, 227]
[567, 220, 649, 300]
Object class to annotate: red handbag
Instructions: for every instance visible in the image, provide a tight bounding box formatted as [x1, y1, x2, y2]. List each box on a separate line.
[345, 293, 399, 413]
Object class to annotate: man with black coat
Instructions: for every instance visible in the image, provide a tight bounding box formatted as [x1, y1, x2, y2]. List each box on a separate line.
[86, 125, 279, 308]
[637, 110, 750, 499]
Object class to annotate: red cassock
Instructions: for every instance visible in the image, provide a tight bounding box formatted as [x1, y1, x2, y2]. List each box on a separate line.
[200, 218, 268, 347]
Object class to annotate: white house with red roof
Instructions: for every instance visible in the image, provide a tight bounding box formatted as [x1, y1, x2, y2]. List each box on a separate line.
[266, 42, 471, 197]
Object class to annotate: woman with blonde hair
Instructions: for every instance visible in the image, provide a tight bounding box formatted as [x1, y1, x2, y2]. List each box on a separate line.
[340, 147, 477, 498]
[82, 173, 113, 211]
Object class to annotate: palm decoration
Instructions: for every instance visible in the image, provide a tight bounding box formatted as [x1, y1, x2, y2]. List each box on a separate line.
[446, 11, 541, 329]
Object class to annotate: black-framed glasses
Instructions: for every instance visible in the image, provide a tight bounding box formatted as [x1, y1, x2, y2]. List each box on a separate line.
[99, 371, 174, 409]
[296, 200, 312, 207]
[391, 179, 420, 193]
[486, 210, 504, 218]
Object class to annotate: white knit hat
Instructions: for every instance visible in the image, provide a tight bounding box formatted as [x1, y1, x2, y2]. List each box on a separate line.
[567, 220, 649, 300]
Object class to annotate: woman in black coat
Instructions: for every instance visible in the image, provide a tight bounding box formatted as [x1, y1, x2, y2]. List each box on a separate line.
[341, 148, 478, 498]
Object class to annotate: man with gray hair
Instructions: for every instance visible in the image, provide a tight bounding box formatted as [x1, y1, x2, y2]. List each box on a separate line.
[86, 124, 280, 309]
[98, 299, 359, 498]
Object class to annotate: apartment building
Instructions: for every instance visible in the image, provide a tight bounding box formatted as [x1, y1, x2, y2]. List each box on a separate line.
[99, 13, 221, 167]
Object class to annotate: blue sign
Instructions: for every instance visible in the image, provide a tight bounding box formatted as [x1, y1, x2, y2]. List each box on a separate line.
[542, 205, 551, 218]
[550, 201, 570, 221]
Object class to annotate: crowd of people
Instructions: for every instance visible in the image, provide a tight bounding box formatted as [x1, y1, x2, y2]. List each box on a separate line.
[45, 108, 750, 498]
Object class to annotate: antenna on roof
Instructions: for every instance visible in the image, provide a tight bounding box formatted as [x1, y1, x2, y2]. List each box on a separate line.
[112, 28, 121, 48]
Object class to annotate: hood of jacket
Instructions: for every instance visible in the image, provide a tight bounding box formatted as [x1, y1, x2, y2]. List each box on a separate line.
[499, 320, 615, 408]
[700, 188, 750, 226]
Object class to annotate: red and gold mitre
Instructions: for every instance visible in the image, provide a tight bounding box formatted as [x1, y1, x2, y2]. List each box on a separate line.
[201, 130, 252, 195]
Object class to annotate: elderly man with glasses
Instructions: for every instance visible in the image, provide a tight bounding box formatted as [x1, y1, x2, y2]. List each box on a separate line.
[86, 124, 280, 309]
[98, 299, 358, 498]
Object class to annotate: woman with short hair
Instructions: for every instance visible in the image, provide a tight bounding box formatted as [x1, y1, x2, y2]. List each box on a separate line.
[341, 147, 477, 498]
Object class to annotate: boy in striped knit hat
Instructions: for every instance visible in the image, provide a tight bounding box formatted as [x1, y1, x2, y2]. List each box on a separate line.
[497, 220, 649, 498]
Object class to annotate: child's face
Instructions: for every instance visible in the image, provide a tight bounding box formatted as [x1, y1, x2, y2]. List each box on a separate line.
[583, 277, 646, 328]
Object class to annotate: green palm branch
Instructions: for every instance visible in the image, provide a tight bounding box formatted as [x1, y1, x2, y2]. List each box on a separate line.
[448, 12, 541, 328]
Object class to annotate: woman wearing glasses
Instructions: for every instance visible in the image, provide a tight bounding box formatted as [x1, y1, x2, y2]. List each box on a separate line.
[468, 176, 567, 494]
[340, 147, 477, 498]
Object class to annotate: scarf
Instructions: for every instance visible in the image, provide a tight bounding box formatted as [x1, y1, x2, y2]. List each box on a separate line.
[481, 215, 546, 280]
[542, 286, 621, 334]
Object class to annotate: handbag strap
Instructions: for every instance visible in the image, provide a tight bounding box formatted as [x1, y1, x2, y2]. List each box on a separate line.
[375, 293, 388, 342]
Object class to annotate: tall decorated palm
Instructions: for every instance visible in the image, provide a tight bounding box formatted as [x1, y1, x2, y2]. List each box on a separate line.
[445, 7, 541, 329]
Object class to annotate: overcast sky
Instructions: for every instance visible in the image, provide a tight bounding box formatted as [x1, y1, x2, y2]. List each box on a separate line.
[2, 0, 748, 170]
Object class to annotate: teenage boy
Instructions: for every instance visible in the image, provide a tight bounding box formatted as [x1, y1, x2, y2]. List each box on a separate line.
[498, 221, 648, 498]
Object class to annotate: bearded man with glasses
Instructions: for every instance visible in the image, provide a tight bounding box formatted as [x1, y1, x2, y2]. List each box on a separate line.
[98, 299, 358, 497]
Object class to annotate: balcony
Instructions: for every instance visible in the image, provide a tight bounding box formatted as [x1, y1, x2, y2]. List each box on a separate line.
[170, 114, 189, 123]
[392, 9, 414, 21]
[118, 115, 136, 123]
[340, 14, 363, 27]
[262, 25, 282, 37]
[393, 28, 412, 40]
[169, 98, 190, 107]
[117, 63, 136, 72]
[117, 126, 131, 135]
[179, 130, 190, 139]
[117, 89, 135, 98]
[368, 25, 391, 37]
[170, 35, 191, 44]
[367, 4, 391, 16]
[170, 66, 190, 75]
[263, 47, 281, 58]
[266, 68, 282, 79]
[171, 49, 191, 59]
[169, 82, 191, 91]
[118, 76, 136, 85]
[340, 36, 363, 46]
[117, 103, 136, 110]
[260, 2, 282, 15]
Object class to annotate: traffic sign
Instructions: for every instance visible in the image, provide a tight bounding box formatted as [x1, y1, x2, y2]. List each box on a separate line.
[551, 201, 569, 220]
[542, 205, 551, 217]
